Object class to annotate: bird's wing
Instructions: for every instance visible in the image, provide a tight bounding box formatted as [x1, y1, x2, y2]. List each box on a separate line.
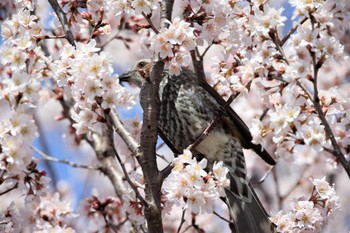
[194, 72, 276, 165]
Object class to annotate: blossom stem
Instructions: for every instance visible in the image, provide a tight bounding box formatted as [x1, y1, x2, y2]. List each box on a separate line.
[177, 208, 187, 233]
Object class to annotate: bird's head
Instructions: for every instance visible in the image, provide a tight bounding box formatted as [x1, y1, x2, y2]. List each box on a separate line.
[119, 59, 152, 87]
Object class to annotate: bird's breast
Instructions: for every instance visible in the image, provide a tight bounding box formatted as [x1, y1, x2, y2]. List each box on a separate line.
[195, 130, 231, 161]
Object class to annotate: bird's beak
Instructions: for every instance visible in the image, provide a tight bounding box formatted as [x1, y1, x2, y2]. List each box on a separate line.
[119, 70, 134, 83]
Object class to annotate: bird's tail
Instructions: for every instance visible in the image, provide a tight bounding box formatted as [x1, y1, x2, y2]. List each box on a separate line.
[223, 138, 276, 233]
[225, 185, 276, 233]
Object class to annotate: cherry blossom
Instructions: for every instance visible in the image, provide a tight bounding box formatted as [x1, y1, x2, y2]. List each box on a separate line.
[163, 150, 230, 214]
[0, 0, 349, 232]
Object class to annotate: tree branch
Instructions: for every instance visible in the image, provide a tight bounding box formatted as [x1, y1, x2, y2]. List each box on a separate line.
[47, 0, 75, 46]
[252, 165, 274, 187]
[0, 182, 18, 196]
[280, 16, 308, 46]
[92, 126, 127, 201]
[104, 109, 146, 232]
[32, 146, 99, 170]
[310, 51, 350, 177]
[213, 211, 232, 224]
[199, 43, 213, 60]
[56, 93, 129, 208]
[134, 5, 175, 232]
[102, 214, 119, 233]
[271, 168, 283, 210]
[190, 49, 206, 82]
[142, 12, 160, 34]
[160, 164, 173, 182]
[161, 0, 175, 27]
[270, 17, 350, 177]
[138, 60, 165, 233]
[177, 208, 187, 233]
[109, 108, 139, 155]
[113, 146, 147, 206]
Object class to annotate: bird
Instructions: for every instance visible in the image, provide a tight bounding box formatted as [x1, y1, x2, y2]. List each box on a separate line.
[119, 59, 277, 233]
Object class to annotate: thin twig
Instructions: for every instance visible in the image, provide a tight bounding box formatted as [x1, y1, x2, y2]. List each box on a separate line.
[273, 165, 308, 208]
[269, 25, 315, 104]
[102, 214, 118, 233]
[182, 225, 191, 233]
[99, 33, 121, 50]
[306, 15, 350, 177]
[142, 12, 160, 34]
[177, 208, 187, 233]
[160, 164, 173, 182]
[271, 168, 282, 210]
[102, 111, 144, 233]
[99, 16, 128, 50]
[213, 211, 232, 224]
[35, 35, 66, 40]
[116, 218, 129, 229]
[270, 16, 350, 177]
[0, 183, 18, 196]
[0, 170, 5, 180]
[113, 147, 147, 206]
[310, 52, 350, 177]
[56, 92, 95, 149]
[156, 153, 171, 164]
[31, 146, 99, 170]
[271, 32, 290, 65]
[323, 146, 333, 154]
[0, 220, 11, 226]
[161, 0, 175, 28]
[190, 50, 206, 82]
[281, 177, 303, 201]
[47, 0, 75, 46]
[280, 16, 308, 46]
[259, 108, 269, 121]
[252, 165, 274, 187]
[283, 166, 308, 201]
[2, 175, 18, 182]
[296, 80, 313, 101]
[199, 43, 213, 60]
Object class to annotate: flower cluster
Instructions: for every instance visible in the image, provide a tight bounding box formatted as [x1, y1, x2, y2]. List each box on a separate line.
[52, 40, 135, 136]
[122, 188, 146, 224]
[178, 1, 287, 96]
[120, 168, 147, 223]
[111, 0, 160, 16]
[200, 0, 349, 168]
[0, 6, 51, 197]
[0, 192, 76, 232]
[149, 17, 196, 75]
[163, 150, 230, 214]
[0, 0, 350, 231]
[30, 193, 76, 231]
[77, 195, 129, 232]
[271, 177, 340, 232]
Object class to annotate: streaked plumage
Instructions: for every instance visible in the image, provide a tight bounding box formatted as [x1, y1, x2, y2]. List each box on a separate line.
[120, 59, 277, 233]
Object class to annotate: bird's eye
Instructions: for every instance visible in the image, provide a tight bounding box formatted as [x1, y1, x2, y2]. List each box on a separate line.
[138, 61, 147, 68]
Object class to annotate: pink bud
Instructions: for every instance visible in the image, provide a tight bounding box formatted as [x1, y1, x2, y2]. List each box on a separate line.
[81, 11, 92, 20]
